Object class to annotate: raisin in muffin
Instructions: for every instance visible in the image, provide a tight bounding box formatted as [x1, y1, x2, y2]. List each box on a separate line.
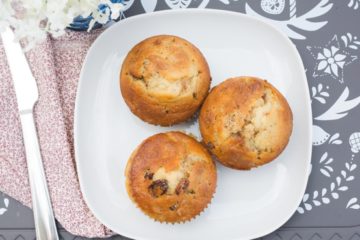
[125, 131, 217, 223]
[120, 35, 211, 126]
[199, 76, 293, 170]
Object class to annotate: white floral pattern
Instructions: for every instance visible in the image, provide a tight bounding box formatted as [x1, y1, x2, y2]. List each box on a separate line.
[298, 129, 359, 215]
[308, 35, 359, 83]
[319, 152, 334, 177]
[316, 46, 346, 77]
[341, 33, 360, 50]
[298, 27, 360, 215]
[311, 83, 329, 104]
[298, 160, 354, 214]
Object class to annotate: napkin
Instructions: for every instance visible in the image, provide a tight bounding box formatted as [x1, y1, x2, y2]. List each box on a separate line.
[0, 29, 112, 238]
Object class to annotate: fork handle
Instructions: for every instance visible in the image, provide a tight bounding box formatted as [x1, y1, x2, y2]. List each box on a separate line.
[20, 111, 59, 240]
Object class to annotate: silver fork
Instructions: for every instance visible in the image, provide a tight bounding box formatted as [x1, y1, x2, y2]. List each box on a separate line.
[1, 28, 59, 240]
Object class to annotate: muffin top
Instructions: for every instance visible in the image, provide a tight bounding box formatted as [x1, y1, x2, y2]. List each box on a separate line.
[125, 131, 217, 223]
[199, 76, 293, 170]
[120, 35, 211, 126]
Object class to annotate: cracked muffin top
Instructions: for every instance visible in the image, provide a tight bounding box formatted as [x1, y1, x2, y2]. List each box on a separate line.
[125, 131, 217, 223]
[120, 35, 211, 126]
[199, 76, 293, 170]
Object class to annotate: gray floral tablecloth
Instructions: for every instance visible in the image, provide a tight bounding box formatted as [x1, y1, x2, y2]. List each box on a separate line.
[1, 0, 360, 239]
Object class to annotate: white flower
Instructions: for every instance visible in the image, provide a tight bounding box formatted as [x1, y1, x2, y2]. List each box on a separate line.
[0, 0, 123, 50]
[317, 46, 346, 77]
[109, 3, 123, 19]
[88, 7, 110, 31]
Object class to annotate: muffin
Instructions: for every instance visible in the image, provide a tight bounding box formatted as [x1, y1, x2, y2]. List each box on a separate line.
[199, 76, 293, 170]
[120, 35, 211, 126]
[125, 131, 217, 223]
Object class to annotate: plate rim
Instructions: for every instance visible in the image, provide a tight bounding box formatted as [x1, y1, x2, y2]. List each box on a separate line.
[74, 8, 313, 240]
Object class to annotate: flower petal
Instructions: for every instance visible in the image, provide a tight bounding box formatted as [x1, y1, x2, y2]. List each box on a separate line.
[313, 191, 318, 199]
[311, 87, 316, 96]
[331, 63, 339, 76]
[324, 66, 331, 74]
[323, 48, 331, 58]
[319, 152, 328, 163]
[0, 208, 6, 215]
[297, 207, 304, 214]
[334, 54, 346, 61]
[332, 192, 339, 199]
[351, 204, 360, 210]
[318, 83, 323, 91]
[317, 52, 326, 60]
[305, 203, 312, 210]
[317, 60, 328, 71]
[337, 61, 345, 69]
[315, 97, 326, 104]
[320, 169, 330, 177]
[303, 193, 309, 202]
[331, 46, 339, 55]
[320, 92, 329, 97]
[322, 197, 330, 204]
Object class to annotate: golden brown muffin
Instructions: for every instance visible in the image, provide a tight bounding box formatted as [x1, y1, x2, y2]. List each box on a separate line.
[120, 35, 211, 126]
[125, 131, 217, 223]
[199, 76, 293, 170]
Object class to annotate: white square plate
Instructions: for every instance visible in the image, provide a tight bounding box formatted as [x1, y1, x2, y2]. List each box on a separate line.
[75, 9, 312, 240]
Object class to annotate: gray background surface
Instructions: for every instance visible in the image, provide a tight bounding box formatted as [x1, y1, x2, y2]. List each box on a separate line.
[1, 0, 360, 239]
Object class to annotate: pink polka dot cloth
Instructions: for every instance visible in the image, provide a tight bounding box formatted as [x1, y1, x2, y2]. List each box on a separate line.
[0, 30, 113, 238]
